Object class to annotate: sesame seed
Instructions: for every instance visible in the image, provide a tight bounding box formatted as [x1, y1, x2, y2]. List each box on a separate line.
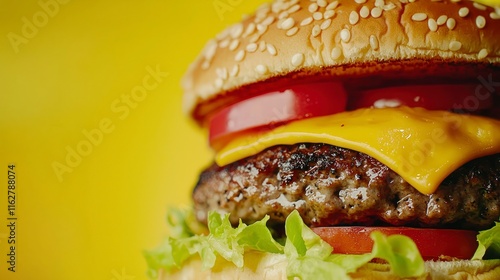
[478, 49, 488, 59]
[369, 35, 379, 50]
[428, 18, 438, 31]
[476, 15, 486, 28]
[288, 4, 301, 14]
[458, 7, 469, 18]
[313, 11, 323, 20]
[201, 61, 210, 70]
[371, 7, 383, 18]
[235, 50, 245, 61]
[491, 12, 500, 20]
[255, 64, 268, 75]
[446, 18, 456, 30]
[279, 11, 289, 20]
[281, 17, 295, 30]
[254, 14, 266, 24]
[321, 18, 332, 30]
[326, 1, 339, 10]
[243, 23, 256, 37]
[374, 99, 402, 108]
[271, 2, 284, 13]
[230, 65, 239, 77]
[230, 23, 244, 38]
[216, 29, 229, 41]
[308, 3, 319, 13]
[287, 26, 299, 36]
[331, 47, 342, 60]
[291, 53, 305, 67]
[324, 10, 336, 19]
[204, 41, 217, 61]
[450, 0, 461, 2]
[375, 0, 384, 7]
[219, 39, 230, 48]
[312, 24, 321, 37]
[473, 2, 487, 11]
[277, 18, 287, 28]
[383, 3, 396, 11]
[257, 2, 271, 14]
[350, 11, 360, 25]
[411, 13, 428, 21]
[436, 15, 448, 25]
[214, 78, 223, 89]
[340, 28, 351, 43]
[261, 15, 275, 26]
[229, 39, 240, 51]
[360, 6, 370, 18]
[249, 33, 261, 43]
[246, 43, 258, 52]
[216, 67, 228, 80]
[449, 40, 461, 51]
[300, 17, 314, 26]
[317, 0, 327, 8]
[355, 0, 367, 3]
[259, 41, 266, 52]
[266, 43, 277, 56]
[256, 24, 268, 34]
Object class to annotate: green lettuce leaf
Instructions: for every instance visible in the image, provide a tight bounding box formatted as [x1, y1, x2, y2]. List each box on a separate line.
[166, 207, 194, 239]
[284, 211, 350, 280]
[145, 209, 427, 279]
[370, 231, 425, 277]
[283, 210, 424, 280]
[238, 215, 284, 253]
[166, 207, 207, 238]
[144, 240, 175, 279]
[473, 222, 500, 260]
[144, 208, 283, 277]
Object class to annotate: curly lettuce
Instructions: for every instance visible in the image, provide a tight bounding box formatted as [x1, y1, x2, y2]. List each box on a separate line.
[473, 222, 500, 260]
[144, 209, 427, 279]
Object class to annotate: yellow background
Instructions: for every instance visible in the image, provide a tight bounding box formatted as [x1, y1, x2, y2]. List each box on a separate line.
[0, 0, 266, 279]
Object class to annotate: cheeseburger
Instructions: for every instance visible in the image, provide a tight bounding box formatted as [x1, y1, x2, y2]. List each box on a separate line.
[146, 0, 500, 279]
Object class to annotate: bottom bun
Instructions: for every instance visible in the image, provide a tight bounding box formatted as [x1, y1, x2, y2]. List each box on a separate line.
[352, 260, 500, 280]
[161, 251, 500, 280]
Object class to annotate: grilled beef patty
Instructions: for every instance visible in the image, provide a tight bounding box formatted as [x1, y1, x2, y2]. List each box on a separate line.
[193, 143, 500, 230]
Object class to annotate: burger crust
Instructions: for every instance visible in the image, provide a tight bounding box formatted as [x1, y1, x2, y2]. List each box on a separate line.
[193, 144, 500, 230]
[182, 0, 500, 120]
[161, 251, 500, 280]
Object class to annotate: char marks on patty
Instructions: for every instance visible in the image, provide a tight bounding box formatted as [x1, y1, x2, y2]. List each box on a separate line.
[193, 143, 500, 230]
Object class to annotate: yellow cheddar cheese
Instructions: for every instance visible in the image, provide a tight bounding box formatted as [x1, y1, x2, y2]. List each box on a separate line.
[215, 107, 500, 194]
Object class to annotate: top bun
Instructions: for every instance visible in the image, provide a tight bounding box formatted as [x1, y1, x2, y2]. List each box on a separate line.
[182, 0, 500, 122]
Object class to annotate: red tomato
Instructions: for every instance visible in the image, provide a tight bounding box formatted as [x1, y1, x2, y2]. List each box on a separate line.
[348, 84, 493, 112]
[208, 82, 347, 149]
[312, 226, 478, 260]
[208, 83, 497, 149]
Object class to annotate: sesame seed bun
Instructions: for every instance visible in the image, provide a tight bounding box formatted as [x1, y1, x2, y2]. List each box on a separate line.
[162, 251, 500, 280]
[182, 0, 500, 123]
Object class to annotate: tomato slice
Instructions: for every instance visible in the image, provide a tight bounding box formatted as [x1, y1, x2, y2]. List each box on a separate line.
[348, 84, 493, 112]
[208, 82, 347, 149]
[208, 83, 497, 149]
[312, 226, 478, 260]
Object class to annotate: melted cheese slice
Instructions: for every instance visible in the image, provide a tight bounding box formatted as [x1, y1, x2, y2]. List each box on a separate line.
[215, 107, 500, 194]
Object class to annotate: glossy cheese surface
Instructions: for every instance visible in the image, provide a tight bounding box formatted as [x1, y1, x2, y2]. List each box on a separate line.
[215, 107, 500, 194]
